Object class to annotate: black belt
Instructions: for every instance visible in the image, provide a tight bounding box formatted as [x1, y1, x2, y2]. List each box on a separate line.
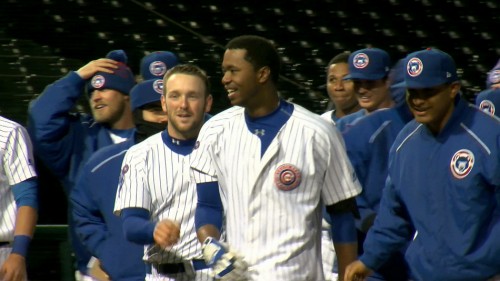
[0, 242, 10, 247]
[147, 259, 208, 274]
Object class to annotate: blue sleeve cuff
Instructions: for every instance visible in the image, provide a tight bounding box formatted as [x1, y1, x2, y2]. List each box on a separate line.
[12, 178, 38, 209]
[12, 235, 31, 257]
[121, 208, 155, 244]
[330, 211, 357, 243]
[195, 182, 223, 231]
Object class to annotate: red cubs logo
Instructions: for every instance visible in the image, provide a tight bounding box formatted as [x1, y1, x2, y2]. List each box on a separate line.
[488, 69, 500, 85]
[479, 100, 495, 116]
[407, 58, 423, 77]
[149, 61, 167, 77]
[274, 164, 302, 191]
[450, 149, 474, 179]
[353, 53, 369, 69]
[153, 79, 163, 94]
[91, 75, 105, 88]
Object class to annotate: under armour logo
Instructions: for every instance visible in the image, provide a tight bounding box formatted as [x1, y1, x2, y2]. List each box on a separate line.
[254, 129, 265, 136]
[172, 138, 180, 145]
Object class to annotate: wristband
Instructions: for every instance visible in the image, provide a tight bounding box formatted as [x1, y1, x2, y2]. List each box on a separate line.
[12, 235, 31, 257]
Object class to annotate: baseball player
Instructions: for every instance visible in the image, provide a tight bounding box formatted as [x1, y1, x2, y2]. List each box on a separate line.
[0, 116, 38, 281]
[27, 50, 136, 280]
[114, 64, 213, 281]
[70, 78, 170, 281]
[475, 59, 500, 117]
[140, 51, 180, 81]
[321, 51, 361, 123]
[335, 48, 395, 132]
[345, 49, 500, 280]
[190, 35, 361, 281]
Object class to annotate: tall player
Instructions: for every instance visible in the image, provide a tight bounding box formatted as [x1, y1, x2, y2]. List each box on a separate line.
[190, 35, 361, 281]
[345, 49, 500, 280]
[70, 78, 170, 281]
[114, 64, 213, 280]
[27, 50, 136, 280]
[0, 116, 38, 281]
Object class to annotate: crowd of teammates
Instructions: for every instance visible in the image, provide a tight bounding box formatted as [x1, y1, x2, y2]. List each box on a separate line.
[0, 33, 498, 281]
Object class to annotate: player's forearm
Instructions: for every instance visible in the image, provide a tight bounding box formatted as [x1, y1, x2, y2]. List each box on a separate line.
[14, 206, 37, 237]
[333, 242, 358, 281]
[197, 225, 221, 243]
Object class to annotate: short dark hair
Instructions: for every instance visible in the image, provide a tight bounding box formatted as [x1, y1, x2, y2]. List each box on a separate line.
[226, 35, 281, 83]
[326, 52, 350, 73]
[163, 64, 211, 97]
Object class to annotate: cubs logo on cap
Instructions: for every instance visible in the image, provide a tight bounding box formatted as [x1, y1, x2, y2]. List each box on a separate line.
[450, 149, 474, 179]
[153, 79, 163, 94]
[488, 69, 500, 85]
[274, 164, 301, 191]
[407, 58, 423, 77]
[149, 61, 168, 77]
[353, 53, 369, 69]
[91, 75, 105, 89]
[479, 100, 495, 116]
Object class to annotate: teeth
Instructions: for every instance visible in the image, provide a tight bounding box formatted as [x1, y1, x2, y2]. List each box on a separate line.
[227, 89, 236, 94]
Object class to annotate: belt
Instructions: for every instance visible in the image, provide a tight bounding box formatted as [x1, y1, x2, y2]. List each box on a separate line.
[0, 242, 10, 247]
[147, 259, 208, 274]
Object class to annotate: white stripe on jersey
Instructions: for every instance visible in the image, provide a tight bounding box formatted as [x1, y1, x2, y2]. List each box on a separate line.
[114, 132, 202, 264]
[0, 116, 37, 241]
[190, 104, 361, 281]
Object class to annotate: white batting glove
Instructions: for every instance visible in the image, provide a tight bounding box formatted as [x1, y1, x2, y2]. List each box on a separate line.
[202, 237, 248, 281]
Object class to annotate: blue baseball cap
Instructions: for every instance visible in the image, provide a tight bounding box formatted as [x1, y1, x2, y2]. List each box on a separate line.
[404, 48, 459, 89]
[475, 88, 500, 117]
[130, 79, 164, 111]
[140, 51, 180, 80]
[486, 59, 500, 88]
[86, 50, 136, 96]
[344, 48, 391, 80]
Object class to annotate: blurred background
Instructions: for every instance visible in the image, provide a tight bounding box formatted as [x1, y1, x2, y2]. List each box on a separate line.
[0, 0, 498, 279]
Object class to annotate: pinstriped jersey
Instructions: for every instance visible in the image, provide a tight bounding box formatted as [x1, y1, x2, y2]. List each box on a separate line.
[114, 131, 202, 264]
[0, 116, 37, 241]
[190, 103, 361, 281]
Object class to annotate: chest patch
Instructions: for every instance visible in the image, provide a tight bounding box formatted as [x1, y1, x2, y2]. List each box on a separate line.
[274, 164, 301, 191]
[450, 149, 474, 179]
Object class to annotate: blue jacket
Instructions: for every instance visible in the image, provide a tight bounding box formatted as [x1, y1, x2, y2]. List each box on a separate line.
[27, 71, 134, 273]
[361, 98, 500, 280]
[342, 103, 413, 232]
[335, 109, 366, 133]
[71, 137, 145, 281]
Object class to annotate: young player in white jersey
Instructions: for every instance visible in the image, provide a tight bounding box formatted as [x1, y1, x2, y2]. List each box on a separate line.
[0, 116, 38, 281]
[114, 64, 213, 281]
[190, 35, 362, 281]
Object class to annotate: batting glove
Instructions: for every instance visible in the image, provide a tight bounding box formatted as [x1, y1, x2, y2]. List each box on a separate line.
[202, 237, 248, 281]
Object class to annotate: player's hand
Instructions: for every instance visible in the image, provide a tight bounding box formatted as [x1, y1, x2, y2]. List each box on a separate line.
[153, 219, 180, 248]
[76, 59, 119, 80]
[0, 253, 27, 281]
[202, 237, 248, 281]
[344, 260, 372, 281]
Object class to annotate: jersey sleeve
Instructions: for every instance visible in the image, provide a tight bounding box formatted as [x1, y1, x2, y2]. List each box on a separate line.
[3, 123, 37, 185]
[322, 126, 362, 206]
[113, 146, 151, 215]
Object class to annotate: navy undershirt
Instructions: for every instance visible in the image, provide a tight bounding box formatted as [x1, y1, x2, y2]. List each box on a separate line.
[245, 100, 294, 157]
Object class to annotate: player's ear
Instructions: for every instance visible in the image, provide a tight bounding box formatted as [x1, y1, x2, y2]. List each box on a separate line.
[161, 94, 167, 113]
[450, 82, 461, 98]
[257, 66, 271, 83]
[205, 94, 213, 113]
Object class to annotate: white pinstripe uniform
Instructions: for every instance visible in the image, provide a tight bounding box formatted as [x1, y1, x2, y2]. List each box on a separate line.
[190, 104, 362, 281]
[113, 132, 211, 281]
[0, 116, 37, 263]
